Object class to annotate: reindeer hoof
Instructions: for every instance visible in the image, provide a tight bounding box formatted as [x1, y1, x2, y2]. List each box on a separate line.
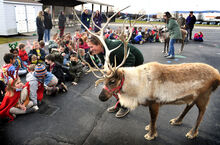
[145, 124, 150, 131]
[144, 132, 158, 140]
[186, 130, 198, 139]
[169, 118, 182, 126]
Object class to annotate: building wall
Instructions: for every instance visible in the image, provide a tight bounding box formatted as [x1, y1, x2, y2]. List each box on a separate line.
[0, 1, 7, 35]
[0, 1, 42, 35]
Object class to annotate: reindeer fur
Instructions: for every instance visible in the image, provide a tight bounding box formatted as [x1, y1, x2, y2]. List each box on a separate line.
[100, 62, 220, 140]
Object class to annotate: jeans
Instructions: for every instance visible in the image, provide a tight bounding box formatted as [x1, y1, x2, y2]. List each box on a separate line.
[168, 39, 176, 56]
[44, 29, 51, 42]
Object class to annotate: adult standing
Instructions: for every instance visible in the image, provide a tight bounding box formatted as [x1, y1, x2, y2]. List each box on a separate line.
[81, 9, 91, 32]
[93, 10, 102, 32]
[58, 11, 66, 38]
[87, 36, 144, 118]
[177, 14, 186, 28]
[163, 12, 182, 59]
[36, 11, 45, 42]
[186, 11, 196, 40]
[44, 8, 53, 42]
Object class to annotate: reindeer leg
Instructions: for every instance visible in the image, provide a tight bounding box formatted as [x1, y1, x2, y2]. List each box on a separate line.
[144, 103, 159, 140]
[163, 42, 166, 53]
[170, 102, 195, 125]
[186, 92, 211, 139]
[180, 40, 184, 53]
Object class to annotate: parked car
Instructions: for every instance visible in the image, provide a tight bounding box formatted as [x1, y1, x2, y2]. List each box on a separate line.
[209, 22, 216, 25]
[195, 21, 201, 24]
[202, 22, 208, 25]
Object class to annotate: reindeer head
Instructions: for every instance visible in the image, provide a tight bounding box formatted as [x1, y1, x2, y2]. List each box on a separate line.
[98, 69, 124, 102]
[73, 6, 144, 101]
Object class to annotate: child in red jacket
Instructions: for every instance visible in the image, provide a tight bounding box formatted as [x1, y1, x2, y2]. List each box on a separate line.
[18, 43, 28, 65]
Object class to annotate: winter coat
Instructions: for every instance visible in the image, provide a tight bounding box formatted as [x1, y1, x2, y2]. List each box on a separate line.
[28, 48, 46, 63]
[93, 14, 102, 32]
[14, 56, 27, 70]
[26, 72, 38, 105]
[177, 17, 186, 27]
[36, 17, 45, 34]
[44, 12, 52, 29]
[98, 39, 144, 67]
[81, 12, 91, 29]
[58, 14, 66, 27]
[166, 18, 182, 39]
[47, 62, 65, 84]
[19, 49, 28, 61]
[186, 15, 196, 29]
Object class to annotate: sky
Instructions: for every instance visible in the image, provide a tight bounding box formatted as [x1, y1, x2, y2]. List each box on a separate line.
[78, 0, 220, 14]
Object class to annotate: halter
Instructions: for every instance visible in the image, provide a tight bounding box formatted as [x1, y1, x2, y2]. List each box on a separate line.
[103, 77, 125, 109]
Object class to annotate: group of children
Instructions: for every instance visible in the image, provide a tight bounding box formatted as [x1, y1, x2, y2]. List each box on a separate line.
[0, 30, 104, 122]
[103, 26, 160, 44]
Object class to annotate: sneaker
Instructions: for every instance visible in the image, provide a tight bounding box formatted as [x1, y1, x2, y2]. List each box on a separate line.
[32, 105, 39, 111]
[107, 105, 119, 113]
[115, 107, 130, 118]
[164, 54, 170, 57]
[72, 82, 78, 85]
[61, 82, 68, 92]
[166, 55, 175, 59]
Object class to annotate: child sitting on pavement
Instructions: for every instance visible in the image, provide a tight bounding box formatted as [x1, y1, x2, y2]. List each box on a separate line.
[18, 43, 28, 66]
[10, 48, 27, 76]
[28, 41, 46, 64]
[0, 53, 16, 102]
[45, 54, 67, 90]
[0, 76, 37, 122]
[69, 52, 84, 85]
[26, 64, 43, 107]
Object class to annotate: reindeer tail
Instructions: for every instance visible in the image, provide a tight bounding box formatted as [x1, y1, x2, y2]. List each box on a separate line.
[212, 74, 220, 91]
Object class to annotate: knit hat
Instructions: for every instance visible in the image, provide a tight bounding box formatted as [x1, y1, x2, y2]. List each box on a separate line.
[34, 64, 47, 81]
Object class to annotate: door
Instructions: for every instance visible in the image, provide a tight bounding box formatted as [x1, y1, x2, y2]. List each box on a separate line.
[26, 6, 36, 32]
[15, 5, 27, 33]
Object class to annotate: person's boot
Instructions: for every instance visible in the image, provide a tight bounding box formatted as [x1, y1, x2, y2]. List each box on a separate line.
[115, 107, 130, 118]
[107, 105, 120, 113]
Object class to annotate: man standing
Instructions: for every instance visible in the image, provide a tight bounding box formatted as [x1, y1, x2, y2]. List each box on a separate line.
[58, 11, 66, 37]
[44, 8, 53, 42]
[87, 36, 144, 118]
[177, 14, 186, 28]
[186, 11, 196, 40]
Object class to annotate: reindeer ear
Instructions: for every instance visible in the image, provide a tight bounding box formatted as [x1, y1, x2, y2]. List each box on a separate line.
[116, 69, 124, 79]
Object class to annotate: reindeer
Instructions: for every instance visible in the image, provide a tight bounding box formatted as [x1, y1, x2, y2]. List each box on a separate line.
[159, 27, 187, 54]
[73, 7, 220, 141]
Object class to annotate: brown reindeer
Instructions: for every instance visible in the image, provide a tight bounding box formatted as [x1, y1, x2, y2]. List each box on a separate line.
[159, 27, 187, 54]
[74, 7, 220, 141]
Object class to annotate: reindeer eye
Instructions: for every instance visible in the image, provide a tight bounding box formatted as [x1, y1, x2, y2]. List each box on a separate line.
[108, 80, 115, 85]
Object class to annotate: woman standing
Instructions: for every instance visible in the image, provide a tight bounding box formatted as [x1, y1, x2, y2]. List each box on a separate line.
[58, 11, 66, 38]
[36, 11, 45, 42]
[93, 10, 102, 32]
[44, 8, 53, 42]
[163, 12, 182, 59]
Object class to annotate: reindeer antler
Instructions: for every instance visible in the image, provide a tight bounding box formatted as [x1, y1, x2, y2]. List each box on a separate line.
[73, 6, 144, 86]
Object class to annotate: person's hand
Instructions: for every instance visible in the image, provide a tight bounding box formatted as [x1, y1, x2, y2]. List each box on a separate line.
[20, 104, 26, 111]
[37, 56, 40, 59]
[62, 53, 66, 57]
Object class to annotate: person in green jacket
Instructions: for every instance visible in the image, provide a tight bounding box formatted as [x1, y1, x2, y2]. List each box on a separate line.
[163, 12, 182, 59]
[87, 36, 144, 118]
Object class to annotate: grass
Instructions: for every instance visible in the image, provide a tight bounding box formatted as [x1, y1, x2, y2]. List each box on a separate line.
[0, 37, 26, 44]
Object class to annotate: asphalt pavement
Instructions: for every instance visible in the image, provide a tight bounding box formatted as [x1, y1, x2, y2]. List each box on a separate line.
[0, 25, 220, 145]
